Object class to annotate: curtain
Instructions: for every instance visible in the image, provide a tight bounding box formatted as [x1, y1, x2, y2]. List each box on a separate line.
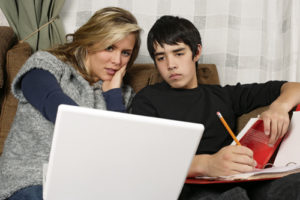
[0, 0, 66, 51]
[61, 0, 299, 84]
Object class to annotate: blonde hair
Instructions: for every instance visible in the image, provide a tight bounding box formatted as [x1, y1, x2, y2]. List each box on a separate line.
[47, 7, 141, 83]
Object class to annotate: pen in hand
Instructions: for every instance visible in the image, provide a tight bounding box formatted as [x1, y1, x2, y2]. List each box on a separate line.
[216, 111, 241, 146]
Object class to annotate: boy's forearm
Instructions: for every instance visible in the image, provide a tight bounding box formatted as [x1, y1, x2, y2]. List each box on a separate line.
[271, 82, 300, 112]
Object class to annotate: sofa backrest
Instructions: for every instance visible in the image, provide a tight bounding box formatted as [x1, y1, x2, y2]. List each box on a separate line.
[0, 27, 220, 156]
[125, 63, 219, 93]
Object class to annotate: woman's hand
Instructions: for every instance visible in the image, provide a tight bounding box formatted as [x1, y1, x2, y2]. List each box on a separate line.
[188, 145, 256, 177]
[102, 65, 127, 92]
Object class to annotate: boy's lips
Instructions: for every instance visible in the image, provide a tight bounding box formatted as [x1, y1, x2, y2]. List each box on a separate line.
[169, 73, 182, 80]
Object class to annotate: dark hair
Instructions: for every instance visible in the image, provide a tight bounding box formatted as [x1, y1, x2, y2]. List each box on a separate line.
[147, 15, 202, 63]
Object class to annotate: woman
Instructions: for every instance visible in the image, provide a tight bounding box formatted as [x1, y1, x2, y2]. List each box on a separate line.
[0, 7, 141, 200]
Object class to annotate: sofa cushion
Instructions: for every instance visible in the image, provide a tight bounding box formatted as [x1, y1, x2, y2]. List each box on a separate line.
[236, 106, 269, 133]
[0, 26, 18, 88]
[0, 42, 32, 155]
[125, 63, 220, 93]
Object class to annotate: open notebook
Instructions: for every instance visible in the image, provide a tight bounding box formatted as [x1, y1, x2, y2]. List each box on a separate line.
[187, 109, 300, 184]
[43, 105, 204, 200]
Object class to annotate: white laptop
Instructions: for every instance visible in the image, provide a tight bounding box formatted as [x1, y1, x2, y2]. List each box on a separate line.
[43, 105, 204, 200]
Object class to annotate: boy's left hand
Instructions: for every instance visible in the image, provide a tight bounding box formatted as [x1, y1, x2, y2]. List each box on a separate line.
[260, 104, 290, 145]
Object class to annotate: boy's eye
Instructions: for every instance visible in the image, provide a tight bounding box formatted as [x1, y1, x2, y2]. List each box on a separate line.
[176, 52, 184, 56]
[156, 56, 164, 61]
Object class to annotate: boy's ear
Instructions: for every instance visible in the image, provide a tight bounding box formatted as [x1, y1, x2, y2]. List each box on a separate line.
[193, 44, 202, 62]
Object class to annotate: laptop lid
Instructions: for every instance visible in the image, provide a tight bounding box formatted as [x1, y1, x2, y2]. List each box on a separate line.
[44, 105, 204, 200]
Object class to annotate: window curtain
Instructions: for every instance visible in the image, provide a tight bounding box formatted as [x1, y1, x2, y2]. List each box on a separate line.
[0, 0, 66, 51]
[59, 0, 300, 85]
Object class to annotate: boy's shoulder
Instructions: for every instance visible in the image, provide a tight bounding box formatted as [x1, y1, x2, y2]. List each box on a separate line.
[137, 81, 224, 96]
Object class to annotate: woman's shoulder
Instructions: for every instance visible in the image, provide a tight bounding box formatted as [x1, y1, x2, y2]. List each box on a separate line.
[27, 51, 65, 67]
[12, 51, 76, 100]
[19, 50, 76, 77]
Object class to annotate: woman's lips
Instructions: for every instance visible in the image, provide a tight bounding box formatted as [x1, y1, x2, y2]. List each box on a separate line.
[105, 68, 117, 75]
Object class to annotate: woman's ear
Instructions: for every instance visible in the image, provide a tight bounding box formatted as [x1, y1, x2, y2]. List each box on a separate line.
[193, 44, 202, 62]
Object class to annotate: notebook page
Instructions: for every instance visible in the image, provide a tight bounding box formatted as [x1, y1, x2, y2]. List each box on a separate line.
[196, 164, 300, 180]
[220, 164, 300, 180]
[274, 111, 300, 167]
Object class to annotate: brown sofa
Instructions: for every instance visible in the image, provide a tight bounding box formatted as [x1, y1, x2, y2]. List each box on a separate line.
[0, 26, 267, 155]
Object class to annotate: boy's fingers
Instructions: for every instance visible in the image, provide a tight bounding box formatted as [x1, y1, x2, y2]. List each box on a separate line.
[263, 118, 271, 136]
[281, 122, 289, 138]
[276, 121, 284, 141]
[231, 162, 256, 173]
[233, 146, 253, 158]
[269, 120, 278, 145]
[233, 154, 256, 167]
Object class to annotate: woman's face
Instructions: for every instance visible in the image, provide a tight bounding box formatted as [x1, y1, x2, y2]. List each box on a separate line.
[85, 33, 136, 82]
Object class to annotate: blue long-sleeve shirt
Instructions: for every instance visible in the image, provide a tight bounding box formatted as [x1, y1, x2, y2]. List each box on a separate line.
[21, 69, 125, 123]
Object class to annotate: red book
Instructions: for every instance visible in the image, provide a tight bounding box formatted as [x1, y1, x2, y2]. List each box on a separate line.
[239, 119, 282, 169]
[296, 104, 300, 111]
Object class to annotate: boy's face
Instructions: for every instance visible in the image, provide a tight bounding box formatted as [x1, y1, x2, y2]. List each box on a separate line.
[153, 42, 201, 89]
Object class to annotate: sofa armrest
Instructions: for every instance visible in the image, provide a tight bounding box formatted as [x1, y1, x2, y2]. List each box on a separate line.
[0, 42, 32, 155]
[0, 26, 18, 109]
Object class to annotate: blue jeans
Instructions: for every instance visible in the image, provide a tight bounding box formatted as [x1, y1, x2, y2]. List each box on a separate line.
[7, 185, 42, 200]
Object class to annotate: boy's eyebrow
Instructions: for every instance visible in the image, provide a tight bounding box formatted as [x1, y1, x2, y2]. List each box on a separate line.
[154, 47, 186, 57]
[154, 52, 165, 57]
[172, 47, 186, 53]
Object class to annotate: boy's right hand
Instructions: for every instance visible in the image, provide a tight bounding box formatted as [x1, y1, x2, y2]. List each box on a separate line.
[188, 145, 256, 177]
[206, 145, 256, 177]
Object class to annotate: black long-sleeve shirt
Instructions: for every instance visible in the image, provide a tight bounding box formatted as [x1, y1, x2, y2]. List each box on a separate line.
[131, 81, 285, 154]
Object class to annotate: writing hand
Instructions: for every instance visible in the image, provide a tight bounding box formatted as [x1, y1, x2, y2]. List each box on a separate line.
[205, 145, 256, 177]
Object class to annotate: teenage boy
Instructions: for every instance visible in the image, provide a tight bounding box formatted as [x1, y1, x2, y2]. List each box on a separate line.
[131, 15, 300, 199]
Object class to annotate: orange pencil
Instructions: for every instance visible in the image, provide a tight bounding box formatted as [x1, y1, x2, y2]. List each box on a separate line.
[216, 111, 241, 146]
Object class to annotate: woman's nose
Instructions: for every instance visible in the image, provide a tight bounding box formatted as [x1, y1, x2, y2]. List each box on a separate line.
[111, 51, 121, 65]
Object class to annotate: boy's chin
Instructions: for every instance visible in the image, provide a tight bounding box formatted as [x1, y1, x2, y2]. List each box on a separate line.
[168, 81, 184, 89]
[167, 80, 196, 89]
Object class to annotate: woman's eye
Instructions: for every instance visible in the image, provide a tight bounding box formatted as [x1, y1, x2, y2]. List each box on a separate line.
[122, 51, 131, 57]
[105, 46, 114, 51]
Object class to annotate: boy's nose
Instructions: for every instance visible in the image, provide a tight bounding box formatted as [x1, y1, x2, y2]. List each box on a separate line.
[168, 65, 177, 70]
[166, 57, 177, 70]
